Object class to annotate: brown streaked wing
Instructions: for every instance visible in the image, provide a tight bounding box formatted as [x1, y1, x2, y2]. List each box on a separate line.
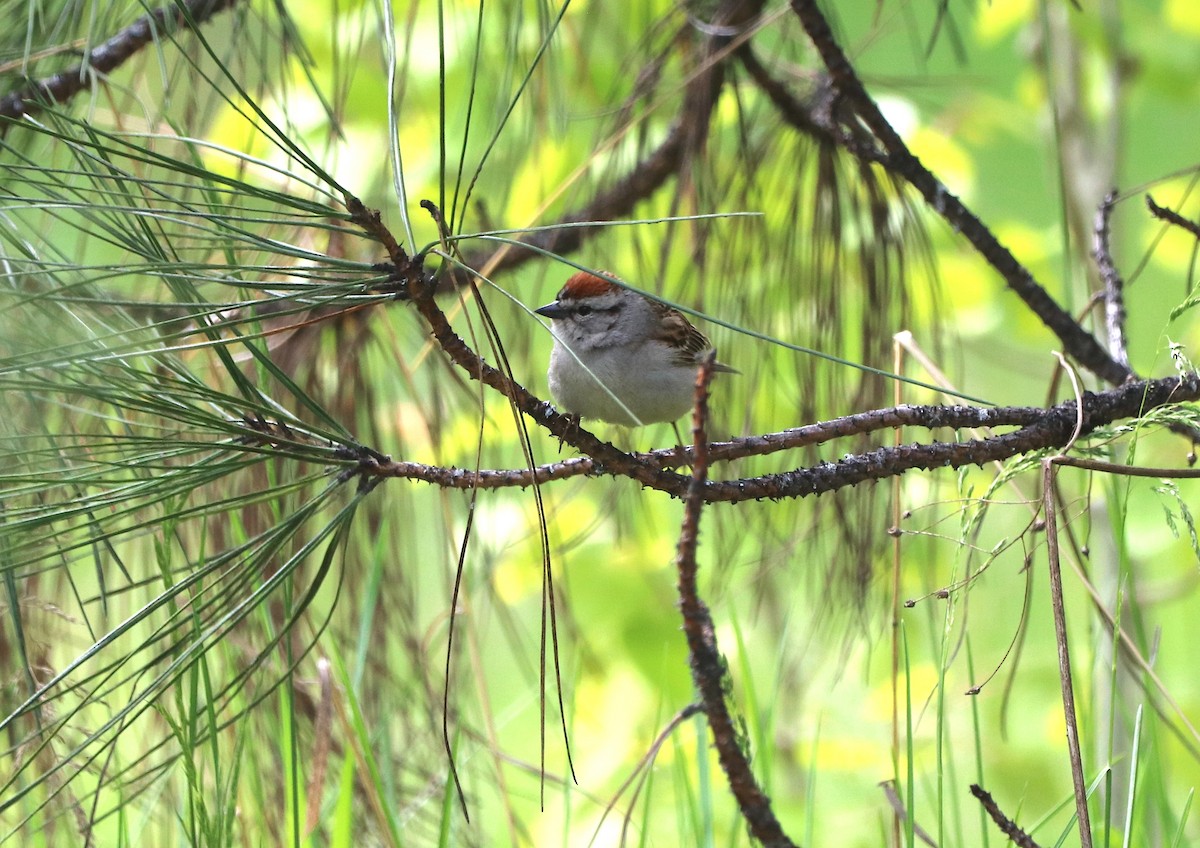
[661, 308, 714, 366]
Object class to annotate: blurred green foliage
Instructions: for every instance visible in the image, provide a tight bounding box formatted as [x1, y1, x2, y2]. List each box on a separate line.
[3, 1, 1200, 846]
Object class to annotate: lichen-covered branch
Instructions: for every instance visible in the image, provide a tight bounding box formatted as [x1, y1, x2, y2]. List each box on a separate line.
[348, 372, 1200, 501]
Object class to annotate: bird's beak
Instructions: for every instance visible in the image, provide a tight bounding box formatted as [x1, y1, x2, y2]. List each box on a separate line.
[535, 301, 568, 319]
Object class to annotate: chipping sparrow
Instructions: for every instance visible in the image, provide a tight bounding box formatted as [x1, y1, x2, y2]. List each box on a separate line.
[535, 271, 736, 426]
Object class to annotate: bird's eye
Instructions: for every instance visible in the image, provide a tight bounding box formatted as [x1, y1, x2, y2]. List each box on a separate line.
[575, 305, 592, 316]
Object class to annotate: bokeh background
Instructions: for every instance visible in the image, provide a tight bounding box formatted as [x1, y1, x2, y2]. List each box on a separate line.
[3, 0, 1200, 845]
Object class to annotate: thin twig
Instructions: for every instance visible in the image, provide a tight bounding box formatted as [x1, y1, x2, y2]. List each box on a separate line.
[1042, 355, 1093, 848]
[970, 784, 1042, 848]
[737, 46, 832, 145]
[1093, 190, 1131, 370]
[1042, 457, 1094, 847]
[1146, 194, 1200, 241]
[675, 352, 797, 847]
[879, 781, 937, 847]
[890, 338, 905, 848]
[584, 703, 704, 848]
[738, 44, 885, 164]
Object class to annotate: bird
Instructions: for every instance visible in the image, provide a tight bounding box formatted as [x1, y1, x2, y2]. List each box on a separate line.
[535, 271, 736, 428]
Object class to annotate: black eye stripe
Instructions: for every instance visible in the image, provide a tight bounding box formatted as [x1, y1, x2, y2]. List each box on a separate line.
[573, 303, 617, 316]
